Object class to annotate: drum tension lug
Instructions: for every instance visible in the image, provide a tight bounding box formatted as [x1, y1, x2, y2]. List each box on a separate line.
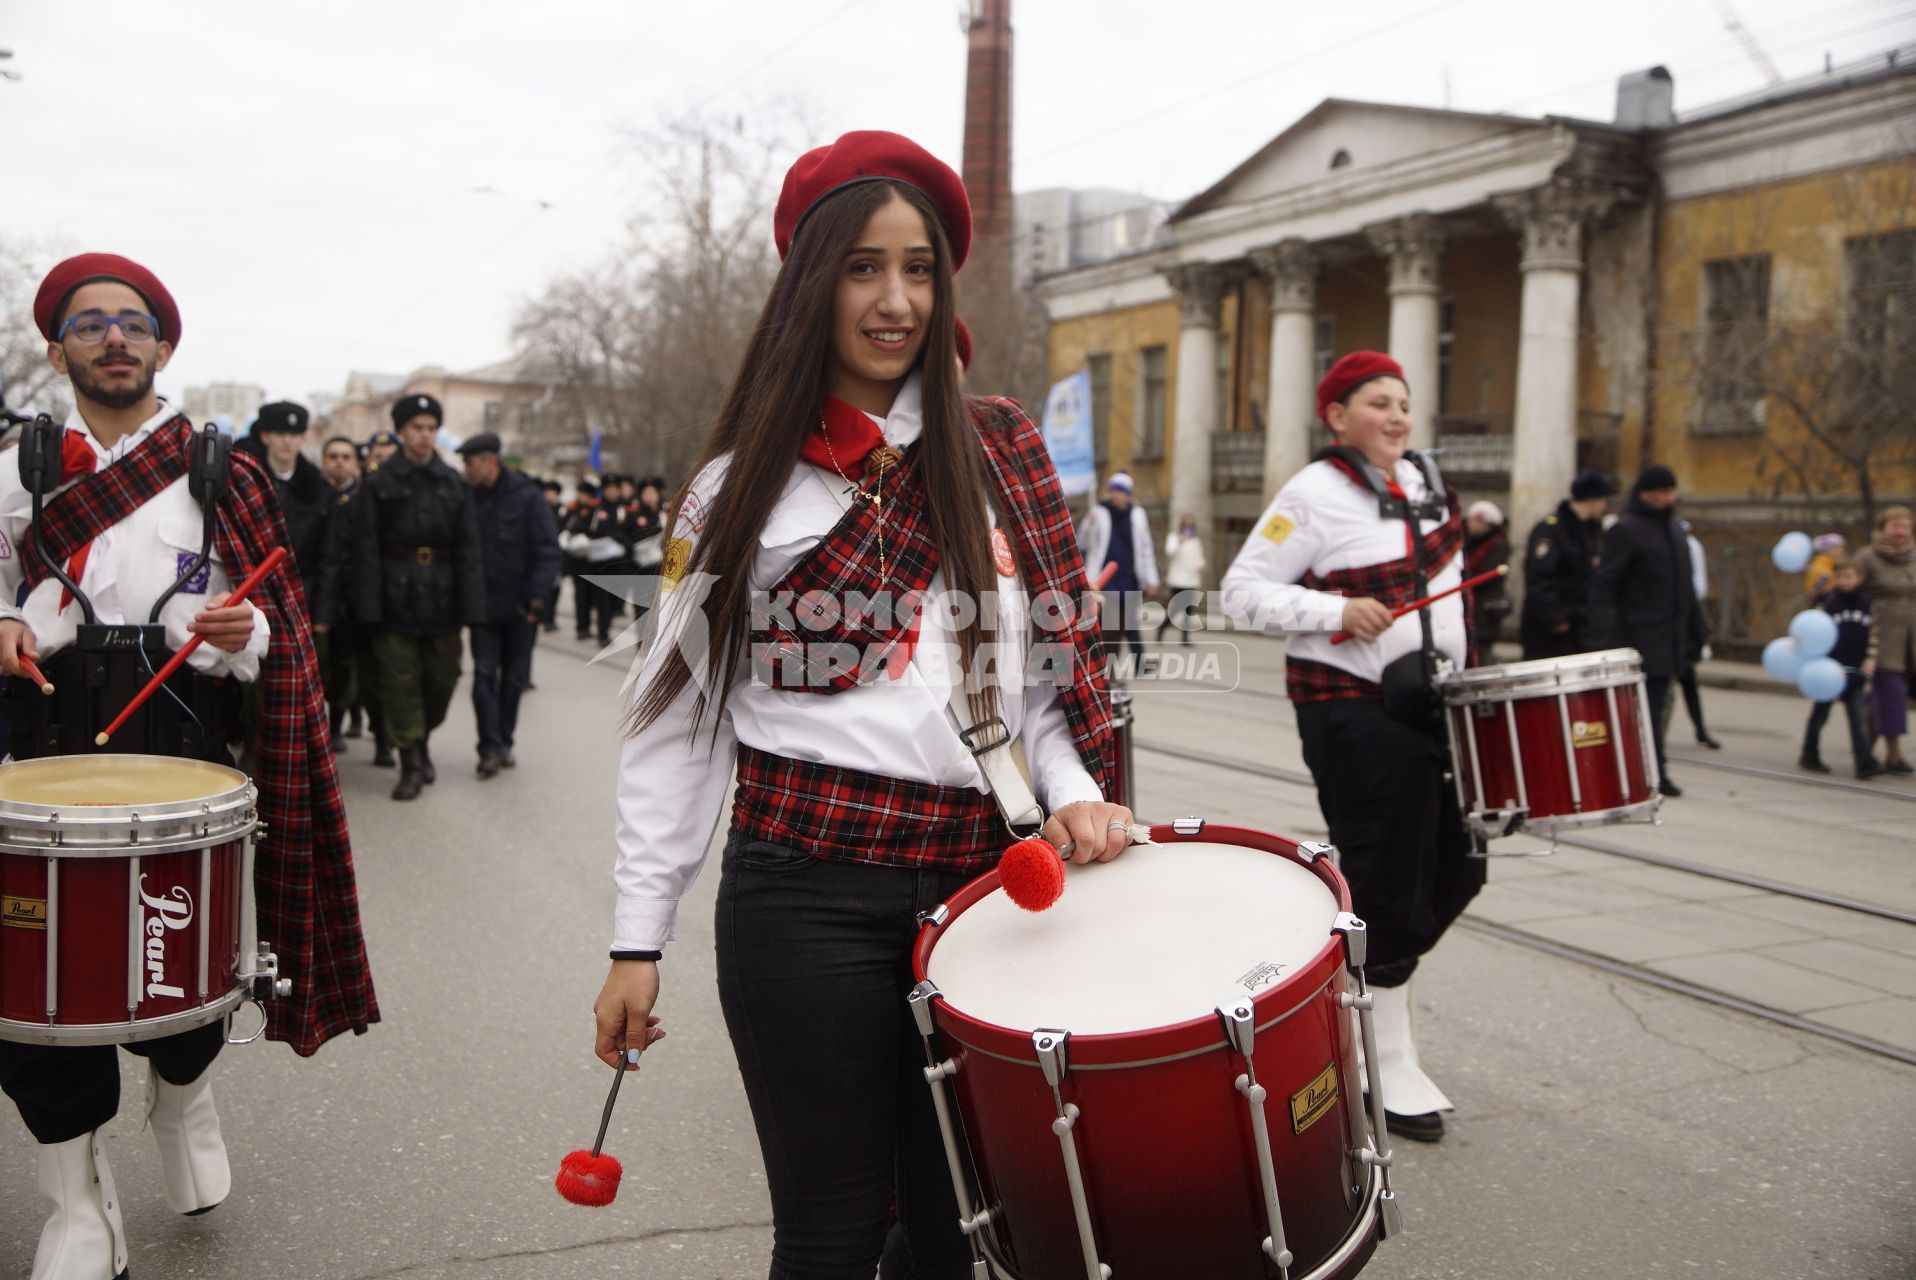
[1297, 841, 1334, 864]
[1171, 816, 1205, 836]
[916, 903, 950, 930]
[907, 981, 942, 1038]
[1032, 1028, 1070, 1087]
[1332, 912, 1368, 970]
[1380, 1188, 1404, 1238]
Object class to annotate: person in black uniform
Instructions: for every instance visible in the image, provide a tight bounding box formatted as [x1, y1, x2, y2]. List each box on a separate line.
[353, 393, 485, 800]
[577, 477, 628, 645]
[458, 432, 561, 777]
[560, 480, 600, 640]
[537, 479, 565, 632]
[236, 402, 331, 613]
[1519, 467, 1614, 659]
[1589, 463, 1708, 798]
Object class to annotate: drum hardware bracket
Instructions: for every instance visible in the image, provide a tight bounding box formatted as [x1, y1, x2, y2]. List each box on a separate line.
[1217, 1000, 1295, 1278]
[1171, 816, 1204, 836]
[1332, 913, 1368, 970]
[908, 982, 995, 1276]
[916, 903, 950, 931]
[1031, 1029, 1112, 1280]
[1297, 841, 1333, 864]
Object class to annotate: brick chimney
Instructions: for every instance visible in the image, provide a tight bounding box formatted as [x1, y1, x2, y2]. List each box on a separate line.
[961, 0, 1013, 245]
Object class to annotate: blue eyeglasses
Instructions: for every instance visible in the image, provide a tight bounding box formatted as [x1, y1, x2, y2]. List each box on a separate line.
[57, 311, 162, 343]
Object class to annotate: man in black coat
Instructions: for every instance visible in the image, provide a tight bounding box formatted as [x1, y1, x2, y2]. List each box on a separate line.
[354, 394, 485, 800]
[1520, 467, 1615, 659]
[1589, 464, 1708, 797]
[458, 432, 561, 777]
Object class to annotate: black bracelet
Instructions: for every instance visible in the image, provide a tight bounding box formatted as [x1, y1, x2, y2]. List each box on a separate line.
[609, 949, 662, 962]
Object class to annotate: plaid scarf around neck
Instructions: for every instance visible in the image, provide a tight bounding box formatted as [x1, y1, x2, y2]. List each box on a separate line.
[20, 415, 379, 1056]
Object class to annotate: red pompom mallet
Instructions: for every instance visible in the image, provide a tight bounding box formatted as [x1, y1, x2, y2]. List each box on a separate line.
[556, 1048, 637, 1207]
[1000, 836, 1066, 912]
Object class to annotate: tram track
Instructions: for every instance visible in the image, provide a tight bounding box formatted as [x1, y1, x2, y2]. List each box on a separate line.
[1148, 673, 1916, 805]
[1134, 735, 1916, 1069]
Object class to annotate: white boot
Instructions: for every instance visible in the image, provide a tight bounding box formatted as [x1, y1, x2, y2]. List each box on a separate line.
[1371, 981, 1453, 1117]
[32, 1132, 129, 1280]
[144, 1067, 230, 1215]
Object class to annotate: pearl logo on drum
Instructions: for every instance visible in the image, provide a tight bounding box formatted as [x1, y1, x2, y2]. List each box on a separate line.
[139, 876, 195, 1001]
[1571, 719, 1610, 749]
[1235, 960, 1286, 992]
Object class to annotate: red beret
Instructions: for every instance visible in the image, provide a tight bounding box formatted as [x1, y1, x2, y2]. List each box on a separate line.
[774, 131, 971, 271]
[955, 317, 974, 371]
[35, 253, 182, 349]
[1315, 350, 1405, 424]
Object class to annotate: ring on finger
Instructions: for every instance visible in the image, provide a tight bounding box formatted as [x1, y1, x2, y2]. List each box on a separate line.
[1106, 819, 1131, 833]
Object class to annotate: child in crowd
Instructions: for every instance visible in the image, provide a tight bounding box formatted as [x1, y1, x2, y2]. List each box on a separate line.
[1800, 557, 1882, 779]
[1804, 532, 1845, 598]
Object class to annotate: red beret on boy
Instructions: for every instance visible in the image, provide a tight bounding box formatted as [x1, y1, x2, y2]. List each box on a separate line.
[774, 130, 972, 270]
[1315, 350, 1405, 424]
[955, 317, 974, 371]
[35, 252, 182, 348]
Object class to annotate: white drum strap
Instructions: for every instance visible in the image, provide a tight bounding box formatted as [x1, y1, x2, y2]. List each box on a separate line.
[945, 676, 1046, 834]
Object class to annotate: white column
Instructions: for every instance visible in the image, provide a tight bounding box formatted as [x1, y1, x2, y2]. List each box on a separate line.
[1163, 262, 1226, 546]
[1366, 213, 1446, 450]
[1250, 238, 1320, 505]
[1495, 181, 1616, 552]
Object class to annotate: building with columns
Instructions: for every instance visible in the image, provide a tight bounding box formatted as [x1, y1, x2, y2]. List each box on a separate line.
[1039, 51, 1915, 638]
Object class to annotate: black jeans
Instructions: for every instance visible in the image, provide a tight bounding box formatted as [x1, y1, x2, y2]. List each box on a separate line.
[469, 618, 537, 753]
[1805, 673, 1872, 766]
[0, 1020, 224, 1145]
[1646, 675, 1673, 777]
[715, 831, 975, 1280]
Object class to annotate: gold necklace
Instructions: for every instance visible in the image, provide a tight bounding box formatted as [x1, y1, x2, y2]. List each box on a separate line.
[819, 414, 902, 581]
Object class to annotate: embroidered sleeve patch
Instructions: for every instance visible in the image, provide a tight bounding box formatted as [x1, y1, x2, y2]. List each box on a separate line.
[1260, 512, 1296, 545]
[660, 537, 692, 588]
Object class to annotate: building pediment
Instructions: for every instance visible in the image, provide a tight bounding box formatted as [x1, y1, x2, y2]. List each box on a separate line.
[1173, 99, 1548, 221]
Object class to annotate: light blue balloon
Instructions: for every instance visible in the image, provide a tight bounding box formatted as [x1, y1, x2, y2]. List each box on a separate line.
[1787, 609, 1838, 659]
[1796, 656, 1847, 702]
[1761, 637, 1803, 683]
[1771, 531, 1812, 574]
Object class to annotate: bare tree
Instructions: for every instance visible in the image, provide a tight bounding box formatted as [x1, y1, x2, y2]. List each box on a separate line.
[0, 237, 72, 421]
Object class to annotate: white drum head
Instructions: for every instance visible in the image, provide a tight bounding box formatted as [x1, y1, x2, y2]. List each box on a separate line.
[926, 841, 1338, 1036]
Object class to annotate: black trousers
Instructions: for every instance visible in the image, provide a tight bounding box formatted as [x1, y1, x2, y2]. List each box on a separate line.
[0, 1020, 225, 1145]
[1101, 590, 1148, 678]
[715, 831, 973, 1280]
[469, 618, 537, 753]
[1646, 675, 1673, 777]
[1805, 673, 1872, 766]
[1295, 696, 1483, 986]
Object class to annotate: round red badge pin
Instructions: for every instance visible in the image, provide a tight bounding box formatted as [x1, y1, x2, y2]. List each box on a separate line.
[991, 527, 1016, 578]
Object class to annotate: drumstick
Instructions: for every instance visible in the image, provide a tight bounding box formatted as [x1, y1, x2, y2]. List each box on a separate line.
[16, 655, 53, 695]
[1329, 563, 1509, 646]
[1093, 561, 1118, 590]
[94, 547, 288, 747]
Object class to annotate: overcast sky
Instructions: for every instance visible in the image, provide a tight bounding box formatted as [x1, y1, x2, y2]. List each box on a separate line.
[6, 0, 1911, 410]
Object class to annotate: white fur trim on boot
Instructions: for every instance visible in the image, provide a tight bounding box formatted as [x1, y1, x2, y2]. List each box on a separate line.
[1371, 982, 1453, 1116]
[145, 1067, 231, 1215]
[32, 1132, 129, 1280]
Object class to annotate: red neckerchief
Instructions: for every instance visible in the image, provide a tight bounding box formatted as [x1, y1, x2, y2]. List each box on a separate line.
[801, 396, 887, 473]
[54, 431, 99, 611]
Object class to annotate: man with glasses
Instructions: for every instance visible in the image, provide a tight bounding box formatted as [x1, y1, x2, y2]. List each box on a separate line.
[353, 394, 484, 800]
[2, 252, 376, 1280]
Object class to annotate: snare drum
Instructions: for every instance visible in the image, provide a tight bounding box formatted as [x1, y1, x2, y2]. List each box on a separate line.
[910, 823, 1400, 1280]
[1440, 648, 1661, 839]
[1107, 688, 1134, 812]
[0, 754, 281, 1046]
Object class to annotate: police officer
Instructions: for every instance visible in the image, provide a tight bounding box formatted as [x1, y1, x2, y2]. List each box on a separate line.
[236, 402, 331, 621]
[353, 394, 485, 800]
[315, 435, 370, 751]
[1519, 467, 1615, 660]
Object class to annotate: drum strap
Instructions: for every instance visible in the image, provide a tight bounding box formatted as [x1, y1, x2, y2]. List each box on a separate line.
[943, 673, 1045, 836]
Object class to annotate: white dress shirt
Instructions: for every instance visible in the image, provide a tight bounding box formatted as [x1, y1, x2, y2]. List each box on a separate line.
[1221, 455, 1465, 683]
[611, 374, 1103, 952]
[0, 401, 270, 681]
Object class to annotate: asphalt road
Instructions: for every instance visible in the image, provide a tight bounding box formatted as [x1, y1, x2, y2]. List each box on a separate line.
[3, 625, 1913, 1279]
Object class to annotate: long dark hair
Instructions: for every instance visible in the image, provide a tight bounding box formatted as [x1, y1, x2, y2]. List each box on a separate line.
[631, 179, 999, 737]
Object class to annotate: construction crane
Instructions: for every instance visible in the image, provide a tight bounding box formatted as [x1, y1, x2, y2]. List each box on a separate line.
[1710, 0, 1783, 84]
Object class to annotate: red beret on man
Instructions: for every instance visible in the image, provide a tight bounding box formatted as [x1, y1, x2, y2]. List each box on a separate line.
[34, 252, 183, 349]
[1315, 350, 1405, 425]
[773, 130, 972, 271]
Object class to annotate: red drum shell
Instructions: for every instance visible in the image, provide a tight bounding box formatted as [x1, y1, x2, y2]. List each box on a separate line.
[912, 825, 1379, 1280]
[1443, 651, 1657, 833]
[0, 756, 256, 1045]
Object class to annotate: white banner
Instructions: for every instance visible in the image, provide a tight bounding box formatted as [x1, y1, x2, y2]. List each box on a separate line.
[1040, 370, 1096, 498]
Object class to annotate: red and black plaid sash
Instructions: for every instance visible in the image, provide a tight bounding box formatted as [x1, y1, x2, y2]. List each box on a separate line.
[21, 416, 378, 1055]
[1285, 454, 1464, 705]
[732, 744, 1005, 869]
[732, 396, 1114, 869]
[753, 446, 938, 692]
